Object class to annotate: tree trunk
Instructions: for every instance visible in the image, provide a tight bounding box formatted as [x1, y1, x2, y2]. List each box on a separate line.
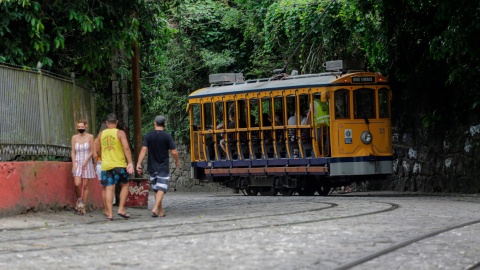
[111, 48, 120, 117]
[132, 38, 142, 178]
[119, 48, 129, 142]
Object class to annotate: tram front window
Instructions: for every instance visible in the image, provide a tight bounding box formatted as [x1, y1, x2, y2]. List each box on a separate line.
[354, 88, 376, 119]
[335, 90, 350, 119]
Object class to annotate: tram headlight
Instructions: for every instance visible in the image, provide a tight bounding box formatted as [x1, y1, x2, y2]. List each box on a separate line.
[361, 131, 373, 144]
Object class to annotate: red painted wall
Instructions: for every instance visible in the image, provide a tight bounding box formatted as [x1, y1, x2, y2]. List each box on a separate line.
[0, 162, 103, 217]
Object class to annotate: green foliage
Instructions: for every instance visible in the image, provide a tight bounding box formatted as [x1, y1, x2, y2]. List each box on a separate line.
[139, 0, 480, 141]
[0, 0, 166, 86]
[3, 0, 479, 144]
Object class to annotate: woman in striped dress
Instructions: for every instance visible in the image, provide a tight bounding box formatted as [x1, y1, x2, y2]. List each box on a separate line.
[71, 119, 96, 214]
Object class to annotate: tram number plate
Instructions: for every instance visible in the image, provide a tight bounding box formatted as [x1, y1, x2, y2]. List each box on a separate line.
[352, 76, 375, 83]
[344, 129, 352, 144]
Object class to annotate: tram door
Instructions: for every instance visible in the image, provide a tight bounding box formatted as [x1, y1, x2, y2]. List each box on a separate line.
[298, 94, 313, 158]
[213, 101, 225, 161]
[190, 103, 205, 161]
[202, 102, 214, 161]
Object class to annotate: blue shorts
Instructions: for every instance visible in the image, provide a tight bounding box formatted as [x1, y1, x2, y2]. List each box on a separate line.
[150, 172, 169, 193]
[101, 167, 129, 187]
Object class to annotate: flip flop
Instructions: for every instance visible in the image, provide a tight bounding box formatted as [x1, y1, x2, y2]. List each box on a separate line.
[151, 213, 159, 218]
[159, 214, 166, 217]
[106, 217, 113, 221]
[117, 213, 130, 219]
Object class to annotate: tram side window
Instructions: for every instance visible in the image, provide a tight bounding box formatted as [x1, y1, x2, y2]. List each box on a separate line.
[192, 104, 201, 131]
[286, 96, 298, 125]
[203, 103, 213, 131]
[273, 97, 284, 126]
[299, 94, 310, 125]
[249, 99, 259, 127]
[354, 88, 376, 119]
[261, 98, 272, 126]
[237, 99, 247, 128]
[226, 101, 235, 129]
[335, 90, 350, 119]
[378, 88, 390, 118]
[214, 101, 225, 130]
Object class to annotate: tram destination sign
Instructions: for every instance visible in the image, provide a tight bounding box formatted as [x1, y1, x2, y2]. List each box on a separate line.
[352, 76, 375, 83]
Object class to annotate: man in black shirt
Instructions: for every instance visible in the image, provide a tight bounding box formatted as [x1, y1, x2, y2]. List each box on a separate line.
[136, 115, 180, 218]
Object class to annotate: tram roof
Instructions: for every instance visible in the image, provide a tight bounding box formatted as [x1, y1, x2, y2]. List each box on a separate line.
[189, 72, 341, 99]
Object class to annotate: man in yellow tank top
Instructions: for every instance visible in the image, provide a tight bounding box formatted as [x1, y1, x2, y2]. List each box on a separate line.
[99, 113, 134, 221]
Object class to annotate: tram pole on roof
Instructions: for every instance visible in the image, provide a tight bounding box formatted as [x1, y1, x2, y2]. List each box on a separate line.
[132, 11, 142, 178]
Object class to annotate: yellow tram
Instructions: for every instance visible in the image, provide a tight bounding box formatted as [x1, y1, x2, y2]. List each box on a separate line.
[187, 61, 393, 196]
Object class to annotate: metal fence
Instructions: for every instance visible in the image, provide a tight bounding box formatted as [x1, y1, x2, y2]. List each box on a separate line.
[0, 64, 96, 159]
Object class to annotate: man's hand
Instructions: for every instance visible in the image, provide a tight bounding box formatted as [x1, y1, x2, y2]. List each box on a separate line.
[82, 160, 88, 168]
[126, 163, 134, 174]
[175, 160, 180, 169]
[136, 164, 143, 175]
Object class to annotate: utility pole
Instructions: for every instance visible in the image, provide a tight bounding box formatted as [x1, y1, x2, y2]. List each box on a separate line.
[132, 11, 142, 177]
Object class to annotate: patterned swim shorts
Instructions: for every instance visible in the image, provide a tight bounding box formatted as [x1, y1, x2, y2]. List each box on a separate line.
[101, 167, 129, 187]
[150, 171, 170, 193]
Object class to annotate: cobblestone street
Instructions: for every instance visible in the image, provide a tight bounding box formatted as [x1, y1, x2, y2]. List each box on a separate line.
[0, 191, 479, 270]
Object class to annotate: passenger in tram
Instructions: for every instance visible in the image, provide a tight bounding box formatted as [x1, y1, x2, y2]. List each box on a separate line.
[305, 95, 330, 155]
[215, 116, 226, 158]
[287, 111, 304, 142]
[274, 111, 284, 141]
[301, 108, 310, 125]
[287, 112, 304, 126]
[262, 113, 272, 141]
[275, 111, 284, 125]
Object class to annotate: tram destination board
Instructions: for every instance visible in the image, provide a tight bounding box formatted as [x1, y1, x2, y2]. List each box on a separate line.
[352, 76, 375, 83]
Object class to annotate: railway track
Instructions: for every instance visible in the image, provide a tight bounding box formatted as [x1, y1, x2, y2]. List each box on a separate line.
[334, 218, 480, 270]
[0, 201, 399, 255]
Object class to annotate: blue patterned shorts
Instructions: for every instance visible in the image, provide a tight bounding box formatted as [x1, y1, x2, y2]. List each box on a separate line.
[101, 167, 129, 187]
[150, 172, 170, 193]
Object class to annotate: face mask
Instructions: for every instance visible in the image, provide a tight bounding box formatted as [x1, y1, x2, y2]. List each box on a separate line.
[78, 129, 85, 134]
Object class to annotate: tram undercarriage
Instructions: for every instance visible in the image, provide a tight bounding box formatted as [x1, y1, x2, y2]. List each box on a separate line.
[204, 174, 389, 196]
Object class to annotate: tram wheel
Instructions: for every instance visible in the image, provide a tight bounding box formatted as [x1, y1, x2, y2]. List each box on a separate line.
[245, 187, 259, 196]
[279, 187, 294, 196]
[317, 185, 331, 196]
[297, 189, 315, 196]
[259, 187, 277, 196]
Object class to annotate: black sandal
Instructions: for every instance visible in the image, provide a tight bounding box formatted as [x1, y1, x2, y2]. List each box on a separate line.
[117, 213, 130, 219]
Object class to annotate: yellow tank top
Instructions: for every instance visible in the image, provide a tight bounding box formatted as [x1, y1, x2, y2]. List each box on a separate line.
[101, 128, 127, 170]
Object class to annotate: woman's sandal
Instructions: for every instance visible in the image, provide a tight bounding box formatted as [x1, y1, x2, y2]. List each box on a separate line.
[117, 212, 130, 219]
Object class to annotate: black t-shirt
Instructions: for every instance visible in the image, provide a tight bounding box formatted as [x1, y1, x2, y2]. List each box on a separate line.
[143, 130, 176, 173]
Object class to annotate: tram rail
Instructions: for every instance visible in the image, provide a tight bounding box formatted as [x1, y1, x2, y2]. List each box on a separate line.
[0, 201, 399, 255]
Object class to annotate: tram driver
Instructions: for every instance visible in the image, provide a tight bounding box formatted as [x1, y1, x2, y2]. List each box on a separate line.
[305, 94, 330, 156]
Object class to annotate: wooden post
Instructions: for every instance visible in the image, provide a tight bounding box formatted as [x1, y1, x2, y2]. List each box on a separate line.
[132, 22, 142, 177]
